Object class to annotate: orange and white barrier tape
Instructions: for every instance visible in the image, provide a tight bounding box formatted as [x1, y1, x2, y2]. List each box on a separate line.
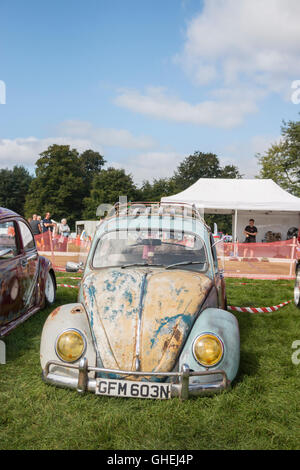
[56, 276, 82, 280]
[228, 300, 292, 313]
[57, 284, 79, 289]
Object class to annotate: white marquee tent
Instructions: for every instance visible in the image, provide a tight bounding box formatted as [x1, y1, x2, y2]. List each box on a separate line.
[161, 179, 300, 242]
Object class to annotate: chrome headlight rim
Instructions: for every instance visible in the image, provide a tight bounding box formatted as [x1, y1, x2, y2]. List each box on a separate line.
[55, 328, 87, 363]
[192, 332, 224, 368]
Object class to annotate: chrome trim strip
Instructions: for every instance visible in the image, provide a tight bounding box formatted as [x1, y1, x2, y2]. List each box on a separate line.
[135, 273, 147, 371]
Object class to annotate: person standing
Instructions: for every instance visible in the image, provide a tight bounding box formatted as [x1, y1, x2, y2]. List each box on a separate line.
[42, 212, 56, 250]
[42, 212, 56, 233]
[57, 218, 70, 237]
[57, 218, 70, 251]
[243, 218, 258, 259]
[37, 215, 43, 232]
[30, 214, 41, 236]
[244, 219, 258, 243]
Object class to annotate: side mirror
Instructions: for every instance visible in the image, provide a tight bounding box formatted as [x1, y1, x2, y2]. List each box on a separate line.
[66, 261, 84, 272]
[212, 238, 224, 248]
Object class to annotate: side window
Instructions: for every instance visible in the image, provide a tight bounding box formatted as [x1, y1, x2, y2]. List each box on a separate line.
[18, 221, 35, 251]
[0, 221, 18, 257]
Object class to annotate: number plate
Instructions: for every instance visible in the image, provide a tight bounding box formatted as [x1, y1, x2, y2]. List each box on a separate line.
[95, 378, 171, 399]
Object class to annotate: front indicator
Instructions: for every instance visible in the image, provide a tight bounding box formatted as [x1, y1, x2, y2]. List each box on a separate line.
[56, 329, 86, 363]
[193, 333, 224, 367]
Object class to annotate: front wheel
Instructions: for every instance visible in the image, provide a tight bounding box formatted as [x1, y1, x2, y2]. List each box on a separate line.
[294, 263, 300, 308]
[45, 271, 56, 305]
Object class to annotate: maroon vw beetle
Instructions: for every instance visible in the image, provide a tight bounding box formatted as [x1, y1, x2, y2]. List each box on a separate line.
[0, 207, 56, 337]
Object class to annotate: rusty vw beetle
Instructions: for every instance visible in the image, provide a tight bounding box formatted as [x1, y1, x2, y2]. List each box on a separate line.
[0, 207, 56, 337]
[40, 203, 240, 399]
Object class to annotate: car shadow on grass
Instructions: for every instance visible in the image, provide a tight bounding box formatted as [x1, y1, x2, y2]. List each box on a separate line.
[3, 288, 76, 362]
[2, 304, 57, 363]
[230, 310, 260, 387]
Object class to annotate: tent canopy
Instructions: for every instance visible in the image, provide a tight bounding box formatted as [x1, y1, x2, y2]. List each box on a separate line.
[161, 179, 300, 213]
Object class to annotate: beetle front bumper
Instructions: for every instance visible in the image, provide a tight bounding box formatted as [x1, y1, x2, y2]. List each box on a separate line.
[42, 358, 230, 399]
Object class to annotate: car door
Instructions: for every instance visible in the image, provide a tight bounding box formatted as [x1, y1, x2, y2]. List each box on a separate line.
[17, 220, 39, 311]
[0, 219, 24, 326]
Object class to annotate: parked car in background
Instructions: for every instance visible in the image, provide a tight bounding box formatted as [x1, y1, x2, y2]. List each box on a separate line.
[0, 207, 56, 337]
[40, 202, 240, 400]
[294, 228, 300, 308]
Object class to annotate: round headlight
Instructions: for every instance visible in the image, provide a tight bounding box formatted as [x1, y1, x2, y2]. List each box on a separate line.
[193, 333, 224, 367]
[56, 329, 86, 363]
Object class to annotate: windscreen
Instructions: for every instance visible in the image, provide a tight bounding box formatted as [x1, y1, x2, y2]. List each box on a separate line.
[92, 230, 208, 271]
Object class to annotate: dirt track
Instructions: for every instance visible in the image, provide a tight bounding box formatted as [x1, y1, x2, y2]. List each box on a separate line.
[223, 259, 293, 278]
[41, 252, 295, 279]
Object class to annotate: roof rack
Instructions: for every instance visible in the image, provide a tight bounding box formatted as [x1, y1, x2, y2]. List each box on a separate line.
[104, 201, 210, 229]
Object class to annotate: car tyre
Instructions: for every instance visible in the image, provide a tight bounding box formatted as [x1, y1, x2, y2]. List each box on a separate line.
[294, 263, 300, 309]
[45, 271, 56, 305]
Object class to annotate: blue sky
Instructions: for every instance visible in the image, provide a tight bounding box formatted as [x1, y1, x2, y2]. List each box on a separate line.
[0, 0, 300, 184]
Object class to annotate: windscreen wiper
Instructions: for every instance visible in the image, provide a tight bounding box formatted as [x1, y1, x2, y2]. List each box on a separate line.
[166, 261, 206, 269]
[121, 263, 163, 269]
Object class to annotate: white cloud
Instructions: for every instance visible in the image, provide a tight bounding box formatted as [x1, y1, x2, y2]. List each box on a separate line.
[115, 1, 300, 128]
[113, 135, 275, 185]
[115, 86, 258, 128]
[111, 151, 184, 185]
[0, 136, 94, 169]
[0, 132, 274, 187]
[0, 122, 156, 169]
[59, 120, 155, 150]
[177, 0, 300, 93]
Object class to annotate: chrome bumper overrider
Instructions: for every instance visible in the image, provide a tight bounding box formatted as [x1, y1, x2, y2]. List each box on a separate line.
[42, 358, 230, 399]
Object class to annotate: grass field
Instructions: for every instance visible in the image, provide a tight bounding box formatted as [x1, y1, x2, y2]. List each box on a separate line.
[0, 274, 300, 450]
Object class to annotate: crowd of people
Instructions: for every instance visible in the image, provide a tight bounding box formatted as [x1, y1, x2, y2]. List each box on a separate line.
[27, 212, 71, 238]
[27, 212, 71, 251]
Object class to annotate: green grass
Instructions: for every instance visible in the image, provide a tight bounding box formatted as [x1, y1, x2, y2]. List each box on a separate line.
[1, 275, 300, 450]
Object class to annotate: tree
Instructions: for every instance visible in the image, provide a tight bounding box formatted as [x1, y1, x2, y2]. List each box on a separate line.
[0, 166, 33, 216]
[138, 178, 177, 201]
[24, 145, 87, 227]
[172, 151, 242, 191]
[220, 164, 243, 179]
[83, 167, 139, 219]
[172, 152, 221, 191]
[170, 152, 242, 233]
[257, 118, 300, 197]
[79, 150, 106, 189]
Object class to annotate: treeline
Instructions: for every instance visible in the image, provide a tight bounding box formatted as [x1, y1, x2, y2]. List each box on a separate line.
[0, 117, 298, 233]
[0, 147, 242, 232]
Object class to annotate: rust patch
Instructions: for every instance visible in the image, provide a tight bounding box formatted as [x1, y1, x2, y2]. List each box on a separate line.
[173, 326, 182, 343]
[71, 306, 83, 314]
[51, 307, 61, 318]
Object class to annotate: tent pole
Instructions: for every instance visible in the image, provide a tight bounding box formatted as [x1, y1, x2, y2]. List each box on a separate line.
[234, 209, 238, 242]
[233, 209, 238, 257]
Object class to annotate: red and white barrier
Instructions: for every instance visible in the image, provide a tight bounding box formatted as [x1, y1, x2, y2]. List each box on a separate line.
[57, 284, 79, 289]
[56, 276, 82, 280]
[228, 300, 292, 313]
